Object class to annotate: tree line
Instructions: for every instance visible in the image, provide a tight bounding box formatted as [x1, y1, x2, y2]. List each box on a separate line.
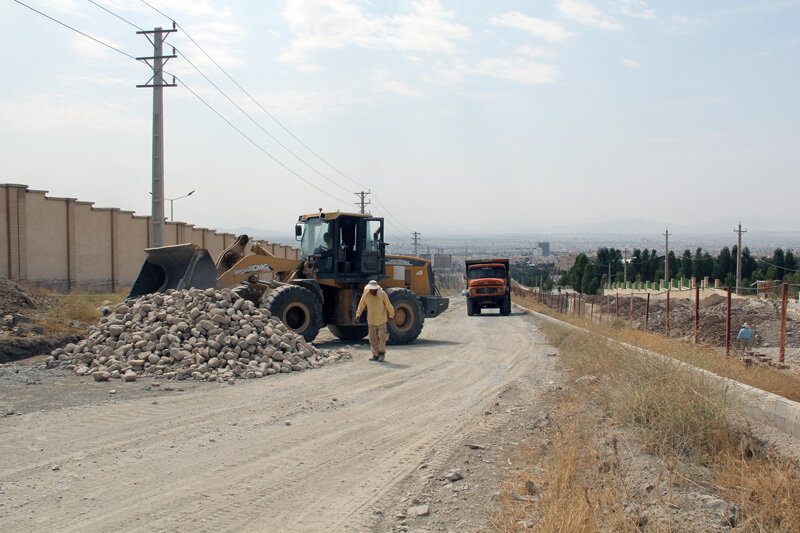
[564, 247, 799, 295]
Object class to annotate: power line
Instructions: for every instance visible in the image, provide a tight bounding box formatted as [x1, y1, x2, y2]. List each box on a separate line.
[87, 0, 143, 31]
[175, 76, 351, 206]
[139, 0, 418, 231]
[759, 258, 800, 273]
[173, 48, 354, 195]
[22, 0, 351, 207]
[12, 0, 138, 60]
[138, 0, 370, 192]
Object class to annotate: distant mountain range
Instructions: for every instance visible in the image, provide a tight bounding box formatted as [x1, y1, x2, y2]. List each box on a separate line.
[532, 217, 798, 236]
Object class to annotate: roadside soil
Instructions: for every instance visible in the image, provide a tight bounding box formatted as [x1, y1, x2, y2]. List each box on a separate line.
[0, 299, 562, 532]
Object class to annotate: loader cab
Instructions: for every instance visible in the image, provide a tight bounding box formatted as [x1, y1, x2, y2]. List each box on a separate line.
[298, 213, 385, 283]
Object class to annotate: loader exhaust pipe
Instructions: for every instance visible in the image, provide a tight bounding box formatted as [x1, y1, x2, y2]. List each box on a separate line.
[128, 244, 218, 299]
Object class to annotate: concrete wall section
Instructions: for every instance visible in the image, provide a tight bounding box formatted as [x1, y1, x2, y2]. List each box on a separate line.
[25, 191, 70, 289]
[0, 186, 8, 278]
[0, 184, 300, 292]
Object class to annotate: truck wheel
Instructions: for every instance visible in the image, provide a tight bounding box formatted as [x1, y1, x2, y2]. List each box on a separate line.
[467, 300, 475, 316]
[327, 324, 368, 341]
[385, 288, 424, 345]
[501, 295, 511, 316]
[263, 285, 323, 342]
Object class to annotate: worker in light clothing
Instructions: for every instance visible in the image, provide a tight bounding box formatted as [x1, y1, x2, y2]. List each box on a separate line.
[736, 322, 754, 353]
[355, 280, 395, 362]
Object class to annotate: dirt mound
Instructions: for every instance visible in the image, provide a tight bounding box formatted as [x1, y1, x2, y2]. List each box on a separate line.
[699, 293, 726, 309]
[47, 288, 351, 382]
[0, 277, 37, 316]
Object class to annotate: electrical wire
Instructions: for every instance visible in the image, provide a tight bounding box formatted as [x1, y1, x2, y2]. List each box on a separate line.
[758, 258, 800, 273]
[13, 0, 138, 60]
[173, 48, 355, 196]
[14, 0, 352, 208]
[86, 0, 143, 31]
[137, 0, 422, 229]
[138, 0, 369, 191]
[175, 75, 351, 206]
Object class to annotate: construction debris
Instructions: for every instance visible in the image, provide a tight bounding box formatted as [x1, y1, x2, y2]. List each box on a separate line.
[46, 288, 351, 382]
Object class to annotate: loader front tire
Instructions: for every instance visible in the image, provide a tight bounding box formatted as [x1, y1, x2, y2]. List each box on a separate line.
[385, 288, 424, 345]
[327, 324, 369, 341]
[263, 285, 323, 342]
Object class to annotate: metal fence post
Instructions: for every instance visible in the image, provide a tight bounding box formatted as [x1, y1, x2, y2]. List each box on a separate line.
[780, 282, 789, 363]
[666, 290, 671, 337]
[725, 288, 732, 356]
[616, 293, 620, 318]
[694, 285, 700, 345]
[591, 296, 595, 322]
[645, 293, 650, 330]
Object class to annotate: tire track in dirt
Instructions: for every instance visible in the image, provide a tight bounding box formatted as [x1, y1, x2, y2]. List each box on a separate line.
[0, 300, 556, 532]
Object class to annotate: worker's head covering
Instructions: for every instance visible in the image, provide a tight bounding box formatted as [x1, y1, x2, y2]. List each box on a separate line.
[366, 280, 380, 290]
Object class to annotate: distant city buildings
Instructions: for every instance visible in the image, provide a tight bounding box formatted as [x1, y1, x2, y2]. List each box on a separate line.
[537, 241, 550, 257]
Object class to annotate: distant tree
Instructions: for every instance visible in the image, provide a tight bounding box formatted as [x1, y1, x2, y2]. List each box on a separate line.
[680, 249, 693, 279]
[666, 251, 678, 280]
[631, 249, 642, 280]
[581, 262, 599, 294]
[771, 248, 786, 280]
[741, 247, 758, 284]
[567, 253, 589, 292]
[714, 247, 734, 283]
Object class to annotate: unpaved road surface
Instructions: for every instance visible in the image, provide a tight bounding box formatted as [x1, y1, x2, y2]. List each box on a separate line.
[0, 300, 559, 532]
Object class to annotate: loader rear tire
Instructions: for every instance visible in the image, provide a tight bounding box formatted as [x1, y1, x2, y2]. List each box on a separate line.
[263, 285, 323, 342]
[385, 288, 424, 345]
[327, 324, 369, 341]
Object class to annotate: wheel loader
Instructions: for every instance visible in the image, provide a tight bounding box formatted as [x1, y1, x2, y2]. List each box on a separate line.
[128, 211, 449, 344]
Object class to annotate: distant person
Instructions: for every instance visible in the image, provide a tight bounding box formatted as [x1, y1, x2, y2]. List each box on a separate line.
[355, 280, 395, 362]
[736, 322, 754, 353]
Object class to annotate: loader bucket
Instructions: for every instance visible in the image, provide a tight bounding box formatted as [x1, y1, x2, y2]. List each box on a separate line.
[128, 244, 218, 299]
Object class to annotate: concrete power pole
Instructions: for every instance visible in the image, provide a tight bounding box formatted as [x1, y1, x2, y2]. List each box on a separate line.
[354, 191, 371, 214]
[138, 25, 177, 248]
[734, 222, 747, 295]
[663, 229, 671, 286]
[412, 232, 421, 256]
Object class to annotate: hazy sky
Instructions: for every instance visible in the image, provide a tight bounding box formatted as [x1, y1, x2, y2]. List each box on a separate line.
[1, 0, 798, 241]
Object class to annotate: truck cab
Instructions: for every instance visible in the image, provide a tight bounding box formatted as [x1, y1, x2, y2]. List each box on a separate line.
[465, 259, 511, 316]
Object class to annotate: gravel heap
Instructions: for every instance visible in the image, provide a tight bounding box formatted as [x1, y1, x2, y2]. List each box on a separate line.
[46, 288, 351, 383]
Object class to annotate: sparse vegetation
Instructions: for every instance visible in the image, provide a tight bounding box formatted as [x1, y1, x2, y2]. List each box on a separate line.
[31, 288, 126, 335]
[514, 289, 800, 402]
[492, 306, 800, 532]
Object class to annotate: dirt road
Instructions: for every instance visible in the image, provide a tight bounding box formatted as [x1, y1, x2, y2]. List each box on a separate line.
[0, 300, 559, 532]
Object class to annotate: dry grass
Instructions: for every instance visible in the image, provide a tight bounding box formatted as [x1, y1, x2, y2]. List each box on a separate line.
[542, 322, 737, 460]
[515, 291, 800, 403]
[716, 451, 800, 532]
[31, 288, 127, 335]
[499, 317, 800, 532]
[491, 407, 638, 532]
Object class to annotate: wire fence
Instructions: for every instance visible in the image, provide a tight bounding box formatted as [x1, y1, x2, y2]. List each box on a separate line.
[513, 283, 800, 370]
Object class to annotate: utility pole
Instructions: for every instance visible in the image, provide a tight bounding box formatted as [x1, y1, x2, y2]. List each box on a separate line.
[663, 228, 671, 286]
[623, 247, 629, 284]
[734, 222, 747, 295]
[137, 25, 177, 248]
[354, 190, 371, 214]
[412, 232, 421, 256]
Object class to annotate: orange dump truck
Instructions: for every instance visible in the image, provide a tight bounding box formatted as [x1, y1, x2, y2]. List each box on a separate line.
[465, 259, 511, 316]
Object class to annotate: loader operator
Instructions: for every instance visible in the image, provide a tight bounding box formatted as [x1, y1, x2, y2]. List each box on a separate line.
[355, 280, 395, 362]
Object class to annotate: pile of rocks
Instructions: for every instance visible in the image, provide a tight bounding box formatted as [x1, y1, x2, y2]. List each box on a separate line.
[46, 288, 351, 383]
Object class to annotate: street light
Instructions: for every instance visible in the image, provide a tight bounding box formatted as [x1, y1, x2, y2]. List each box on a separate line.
[148, 190, 196, 222]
